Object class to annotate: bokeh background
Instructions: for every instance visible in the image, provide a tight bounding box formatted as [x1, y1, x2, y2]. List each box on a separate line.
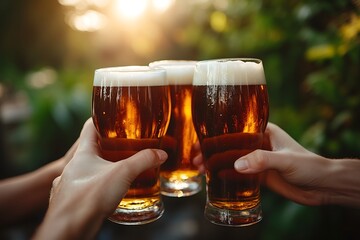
[0, 0, 359, 239]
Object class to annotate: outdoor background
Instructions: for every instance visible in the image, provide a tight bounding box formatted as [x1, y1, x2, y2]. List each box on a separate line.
[0, 0, 359, 239]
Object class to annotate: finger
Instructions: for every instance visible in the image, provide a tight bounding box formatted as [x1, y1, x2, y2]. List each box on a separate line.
[63, 139, 79, 160]
[265, 122, 291, 151]
[198, 164, 205, 174]
[52, 176, 61, 188]
[77, 118, 98, 154]
[115, 149, 168, 181]
[234, 150, 292, 174]
[193, 154, 203, 166]
[192, 154, 205, 174]
[266, 122, 305, 152]
[234, 122, 306, 174]
[50, 176, 61, 202]
[193, 141, 201, 152]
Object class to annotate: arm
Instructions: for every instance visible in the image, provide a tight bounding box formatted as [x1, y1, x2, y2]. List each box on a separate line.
[234, 122, 360, 208]
[33, 119, 167, 240]
[0, 141, 77, 225]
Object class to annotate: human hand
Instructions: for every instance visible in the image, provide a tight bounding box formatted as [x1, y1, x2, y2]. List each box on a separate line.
[234, 122, 360, 207]
[0, 129, 78, 226]
[192, 141, 205, 174]
[51, 138, 79, 177]
[233, 122, 330, 206]
[192, 122, 360, 207]
[34, 118, 167, 239]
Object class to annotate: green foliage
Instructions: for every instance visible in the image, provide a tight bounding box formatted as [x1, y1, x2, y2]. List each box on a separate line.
[185, 0, 360, 158]
[0, 67, 92, 173]
[183, 0, 360, 239]
[24, 69, 92, 166]
[0, 0, 359, 238]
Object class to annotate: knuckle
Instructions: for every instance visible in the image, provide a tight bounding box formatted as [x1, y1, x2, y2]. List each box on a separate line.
[140, 149, 157, 162]
[52, 176, 61, 188]
[250, 150, 267, 170]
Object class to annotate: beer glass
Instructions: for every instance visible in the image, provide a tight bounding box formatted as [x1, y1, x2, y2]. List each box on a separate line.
[92, 66, 171, 225]
[149, 60, 202, 197]
[192, 58, 269, 226]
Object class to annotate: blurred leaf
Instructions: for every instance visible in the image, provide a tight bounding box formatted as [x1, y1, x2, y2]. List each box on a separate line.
[300, 121, 326, 152]
[306, 44, 336, 60]
[305, 70, 340, 104]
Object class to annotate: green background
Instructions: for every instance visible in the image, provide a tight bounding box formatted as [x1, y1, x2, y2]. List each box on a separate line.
[0, 0, 359, 239]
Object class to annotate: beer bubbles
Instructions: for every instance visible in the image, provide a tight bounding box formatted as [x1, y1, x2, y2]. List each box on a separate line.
[192, 58, 269, 226]
[92, 66, 171, 225]
[149, 60, 203, 198]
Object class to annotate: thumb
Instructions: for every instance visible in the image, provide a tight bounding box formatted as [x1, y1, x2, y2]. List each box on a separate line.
[234, 149, 290, 174]
[115, 149, 168, 182]
[77, 118, 99, 154]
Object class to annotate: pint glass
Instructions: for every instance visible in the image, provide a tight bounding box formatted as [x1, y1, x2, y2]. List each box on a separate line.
[192, 58, 269, 226]
[149, 60, 202, 197]
[92, 66, 171, 225]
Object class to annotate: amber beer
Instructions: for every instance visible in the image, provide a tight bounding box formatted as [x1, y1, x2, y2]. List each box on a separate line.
[192, 59, 269, 226]
[149, 60, 202, 197]
[92, 66, 170, 225]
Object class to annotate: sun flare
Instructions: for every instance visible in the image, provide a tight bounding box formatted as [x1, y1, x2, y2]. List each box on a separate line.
[114, 0, 148, 20]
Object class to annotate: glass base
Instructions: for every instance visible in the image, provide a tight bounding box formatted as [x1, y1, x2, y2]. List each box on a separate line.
[160, 171, 202, 197]
[108, 200, 164, 225]
[205, 202, 262, 227]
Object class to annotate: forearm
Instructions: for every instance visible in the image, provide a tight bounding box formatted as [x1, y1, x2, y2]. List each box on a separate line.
[0, 160, 63, 224]
[324, 158, 360, 208]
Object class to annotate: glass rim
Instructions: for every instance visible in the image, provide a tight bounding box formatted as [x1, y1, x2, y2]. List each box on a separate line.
[95, 66, 166, 74]
[149, 60, 197, 67]
[197, 58, 262, 65]
[93, 66, 167, 87]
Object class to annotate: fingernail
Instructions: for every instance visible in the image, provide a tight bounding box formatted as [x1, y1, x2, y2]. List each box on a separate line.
[155, 150, 168, 162]
[234, 159, 248, 171]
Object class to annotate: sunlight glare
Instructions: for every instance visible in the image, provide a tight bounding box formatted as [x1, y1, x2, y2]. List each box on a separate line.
[70, 10, 107, 32]
[58, 0, 109, 8]
[114, 0, 148, 20]
[152, 0, 175, 13]
[86, 0, 110, 8]
[58, 0, 82, 6]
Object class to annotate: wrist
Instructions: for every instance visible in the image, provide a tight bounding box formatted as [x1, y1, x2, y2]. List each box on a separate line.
[325, 158, 360, 208]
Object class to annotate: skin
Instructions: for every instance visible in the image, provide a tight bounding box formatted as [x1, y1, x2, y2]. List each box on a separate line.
[193, 122, 360, 208]
[32, 119, 167, 240]
[3, 119, 359, 239]
[0, 139, 78, 225]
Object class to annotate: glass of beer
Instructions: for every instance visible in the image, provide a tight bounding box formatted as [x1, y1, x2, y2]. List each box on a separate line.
[149, 60, 202, 197]
[192, 58, 269, 226]
[92, 66, 171, 225]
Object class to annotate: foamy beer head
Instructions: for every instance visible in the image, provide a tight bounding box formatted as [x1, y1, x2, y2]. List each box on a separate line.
[192, 58, 268, 137]
[149, 60, 196, 85]
[193, 58, 266, 86]
[94, 66, 167, 87]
